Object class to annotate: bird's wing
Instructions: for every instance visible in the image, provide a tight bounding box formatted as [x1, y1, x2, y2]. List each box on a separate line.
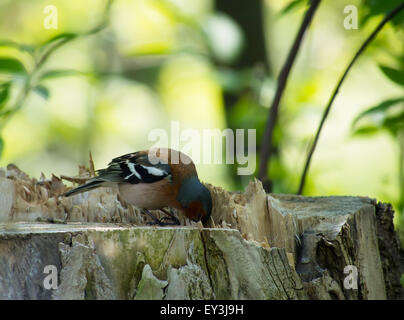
[97, 151, 171, 184]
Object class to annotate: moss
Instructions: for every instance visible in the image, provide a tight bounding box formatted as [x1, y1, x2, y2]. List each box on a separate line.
[113, 248, 146, 299]
[84, 269, 96, 300]
[117, 229, 131, 248]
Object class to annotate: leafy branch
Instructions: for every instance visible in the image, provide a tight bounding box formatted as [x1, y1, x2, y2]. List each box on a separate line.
[297, 0, 404, 195]
[0, 0, 113, 132]
[257, 0, 321, 190]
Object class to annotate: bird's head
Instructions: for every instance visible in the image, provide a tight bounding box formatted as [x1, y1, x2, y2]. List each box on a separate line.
[177, 176, 212, 223]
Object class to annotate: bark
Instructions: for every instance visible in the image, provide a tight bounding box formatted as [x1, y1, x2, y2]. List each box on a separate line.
[0, 165, 402, 299]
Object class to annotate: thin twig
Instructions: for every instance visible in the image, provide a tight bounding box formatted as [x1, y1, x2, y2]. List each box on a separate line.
[258, 0, 321, 188]
[60, 175, 91, 184]
[297, 1, 404, 195]
[89, 151, 96, 177]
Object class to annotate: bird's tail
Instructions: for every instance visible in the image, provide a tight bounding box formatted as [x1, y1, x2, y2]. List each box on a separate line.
[63, 179, 106, 197]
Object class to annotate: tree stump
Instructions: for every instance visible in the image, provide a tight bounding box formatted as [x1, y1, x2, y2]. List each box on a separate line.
[0, 165, 403, 299]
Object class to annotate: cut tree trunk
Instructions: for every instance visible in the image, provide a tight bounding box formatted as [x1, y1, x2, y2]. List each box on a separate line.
[0, 165, 403, 299]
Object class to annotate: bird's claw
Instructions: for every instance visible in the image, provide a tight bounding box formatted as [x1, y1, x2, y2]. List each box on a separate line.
[160, 208, 180, 225]
[142, 208, 180, 226]
[159, 216, 180, 225]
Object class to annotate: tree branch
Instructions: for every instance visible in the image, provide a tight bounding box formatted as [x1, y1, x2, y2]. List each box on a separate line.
[297, 1, 404, 195]
[258, 0, 321, 189]
[0, 0, 114, 130]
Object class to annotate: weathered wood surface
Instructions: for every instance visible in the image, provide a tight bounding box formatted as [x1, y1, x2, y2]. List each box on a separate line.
[0, 165, 403, 299]
[0, 224, 305, 300]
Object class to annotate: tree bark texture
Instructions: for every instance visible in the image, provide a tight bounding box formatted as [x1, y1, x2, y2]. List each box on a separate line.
[0, 165, 402, 299]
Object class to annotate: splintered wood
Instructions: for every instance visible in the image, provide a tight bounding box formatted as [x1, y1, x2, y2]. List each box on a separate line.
[0, 164, 275, 236]
[0, 164, 400, 299]
[0, 164, 280, 250]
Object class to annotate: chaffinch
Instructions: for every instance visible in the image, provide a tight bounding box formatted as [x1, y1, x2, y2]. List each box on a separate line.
[63, 148, 212, 226]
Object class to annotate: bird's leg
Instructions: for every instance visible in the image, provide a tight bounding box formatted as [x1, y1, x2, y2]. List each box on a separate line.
[142, 209, 178, 226]
[142, 209, 163, 225]
[159, 208, 180, 225]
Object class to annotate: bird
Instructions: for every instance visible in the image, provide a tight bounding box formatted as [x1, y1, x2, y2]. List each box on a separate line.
[63, 148, 212, 226]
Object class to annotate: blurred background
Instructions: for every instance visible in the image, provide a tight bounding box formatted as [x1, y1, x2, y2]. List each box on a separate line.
[0, 0, 403, 239]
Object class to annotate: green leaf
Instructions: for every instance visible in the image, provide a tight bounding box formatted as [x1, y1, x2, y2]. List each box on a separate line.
[39, 69, 83, 81]
[352, 97, 404, 127]
[0, 82, 11, 108]
[279, 0, 306, 16]
[362, 0, 404, 26]
[0, 40, 35, 54]
[0, 57, 27, 75]
[352, 98, 404, 136]
[379, 65, 404, 86]
[383, 112, 404, 134]
[41, 33, 78, 47]
[33, 85, 50, 100]
[351, 125, 381, 136]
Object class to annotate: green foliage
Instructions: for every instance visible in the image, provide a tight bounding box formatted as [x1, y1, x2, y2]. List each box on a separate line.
[379, 65, 404, 86]
[39, 69, 83, 81]
[0, 0, 403, 230]
[41, 33, 78, 46]
[0, 57, 27, 75]
[33, 85, 50, 100]
[0, 82, 11, 109]
[0, 0, 113, 163]
[0, 40, 76, 124]
[352, 98, 404, 222]
[352, 97, 404, 134]
[279, 0, 307, 16]
[350, 1, 404, 138]
[0, 40, 35, 54]
[362, 0, 404, 25]
[351, 1, 404, 232]
[228, 95, 268, 142]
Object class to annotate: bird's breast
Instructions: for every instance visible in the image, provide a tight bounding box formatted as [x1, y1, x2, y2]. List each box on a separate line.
[118, 180, 179, 210]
